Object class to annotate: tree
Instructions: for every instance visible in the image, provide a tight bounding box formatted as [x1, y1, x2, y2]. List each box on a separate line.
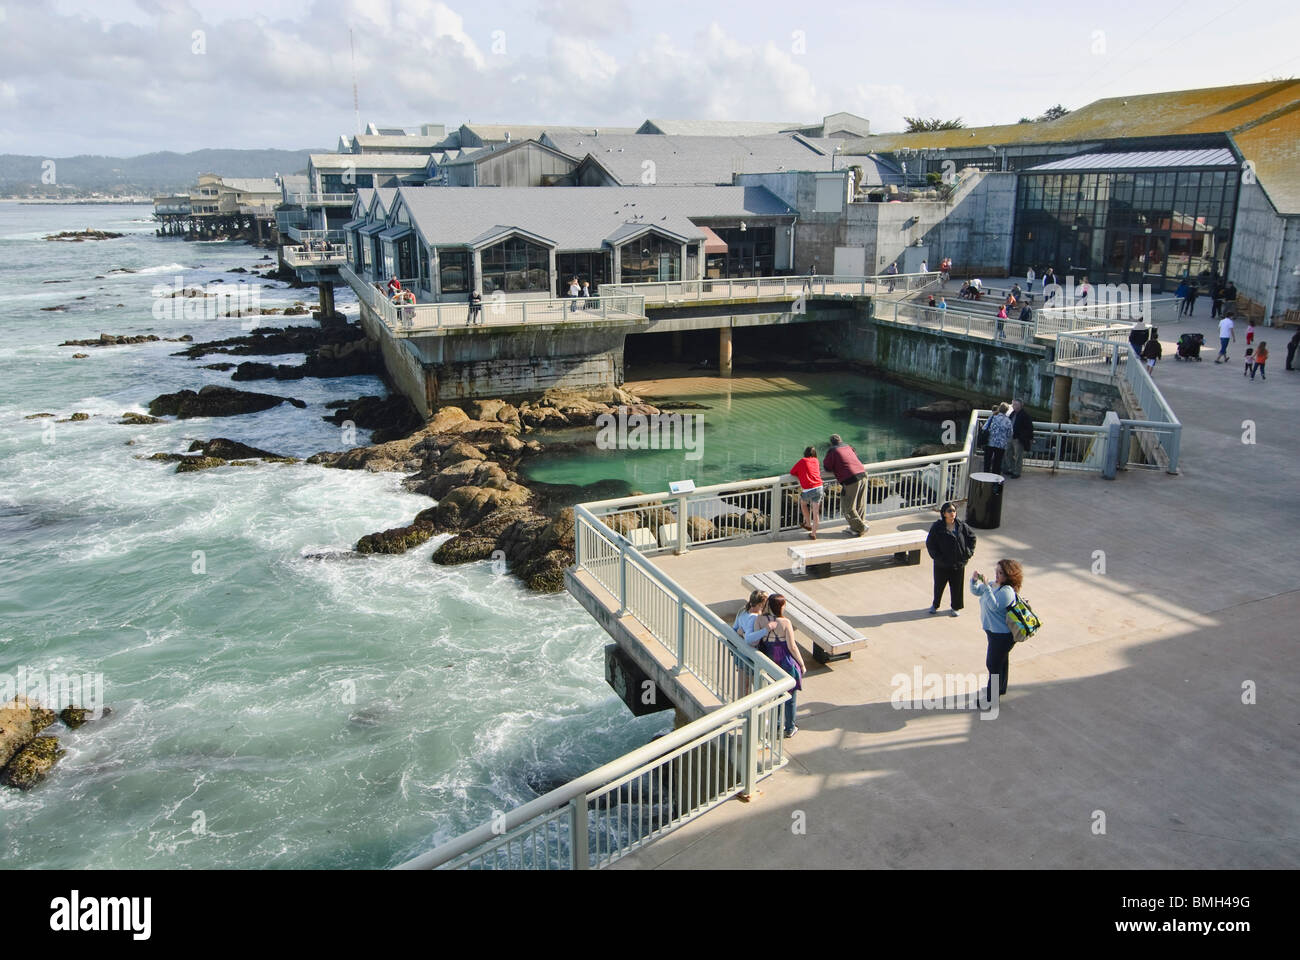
[1038, 104, 1071, 121]
[903, 116, 966, 132]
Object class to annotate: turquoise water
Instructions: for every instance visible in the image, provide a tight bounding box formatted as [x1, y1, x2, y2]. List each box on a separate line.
[0, 204, 951, 868]
[524, 374, 943, 492]
[0, 204, 667, 868]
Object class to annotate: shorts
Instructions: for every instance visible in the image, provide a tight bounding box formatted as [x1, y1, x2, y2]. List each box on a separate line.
[799, 486, 823, 504]
[1145, 358, 1156, 370]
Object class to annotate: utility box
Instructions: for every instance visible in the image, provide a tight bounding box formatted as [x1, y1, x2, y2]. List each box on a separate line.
[605, 644, 676, 717]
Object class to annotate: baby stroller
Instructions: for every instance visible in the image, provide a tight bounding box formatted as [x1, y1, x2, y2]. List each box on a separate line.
[1176, 332, 1205, 361]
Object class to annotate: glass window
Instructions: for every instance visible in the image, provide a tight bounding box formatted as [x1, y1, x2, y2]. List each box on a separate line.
[438, 249, 469, 293]
[481, 236, 550, 294]
[619, 233, 682, 283]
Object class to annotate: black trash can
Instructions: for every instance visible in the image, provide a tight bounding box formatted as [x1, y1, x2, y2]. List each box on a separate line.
[966, 472, 1005, 529]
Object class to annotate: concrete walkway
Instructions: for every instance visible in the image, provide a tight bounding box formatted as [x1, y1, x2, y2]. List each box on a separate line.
[614, 324, 1300, 869]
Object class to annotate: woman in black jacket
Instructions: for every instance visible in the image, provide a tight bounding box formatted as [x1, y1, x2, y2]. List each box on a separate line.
[927, 502, 977, 616]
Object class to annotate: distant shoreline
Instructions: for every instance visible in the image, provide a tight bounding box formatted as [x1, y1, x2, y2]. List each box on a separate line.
[3, 199, 153, 205]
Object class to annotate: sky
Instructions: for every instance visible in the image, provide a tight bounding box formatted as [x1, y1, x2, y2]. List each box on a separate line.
[2, 0, 1299, 156]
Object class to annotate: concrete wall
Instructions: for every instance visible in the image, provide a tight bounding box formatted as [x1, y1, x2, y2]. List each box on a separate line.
[739, 170, 1016, 279]
[1229, 182, 1300, 324]
[359, 300, 435, 416]
[807, 304, 1054, 411]
[404, 324, 632, 405]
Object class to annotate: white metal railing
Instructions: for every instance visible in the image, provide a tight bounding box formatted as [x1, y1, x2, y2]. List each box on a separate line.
[976, 414, 1110, 473]
[877, 299, 1037, 345]
[283, 243, 349, 267]
[288, 227, 346, 244]
[600, 272, 940, 304]
[1035, 296, 1179, 336]
[1050, 328, 1181, 473]
[340, 265, 647, 334]
[582, 411, 981, 558]
[288, 192, 357, 205]
[397, 677, 790, 870]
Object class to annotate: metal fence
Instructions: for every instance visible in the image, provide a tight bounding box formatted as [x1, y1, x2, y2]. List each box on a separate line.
[878, 299, 1036, 345]
[398, 678, 790, 870]
[581, 414, 979, 559]
[600, 272, 939, 304]
[283, 243, 348, 267]
[340, 266, 646, 334]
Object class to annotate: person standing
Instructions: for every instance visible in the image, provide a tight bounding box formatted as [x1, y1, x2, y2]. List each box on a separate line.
[1026, 266, 1035, 299]
[1141, 333, 1162, 374]
[940, 256, 952, 286]
[580, 279, 593, 308]
[1211, 282, 1225, 320]
[1223, 280, 1237, 316]
[755, 595, 807, 737]
[823, 434, 869, 537]
[970, 559, 1022, 708]
[919, 259, 929, 274]
[1175, 279, 1190, 316]
[568, 276, 581, 313]
[1251, 341, 1268, 381]
[467, 289, 483, 324]
[1042, 267, 1057, 302]
[790, 446, 824, 539]
[886, 260, 899, 293]
[732, 589, 772, 649]
[1185, 281, 1200, 317]
[1285, 329, 1300, 370]
[1245, 320, 1256, 347]
[927, 502, 977, 616]
[983, 403, 1013, 475]
[1214, 313, 1236, 363]
[1005, 399, 1034, 478]
[936, 296, 948, 311]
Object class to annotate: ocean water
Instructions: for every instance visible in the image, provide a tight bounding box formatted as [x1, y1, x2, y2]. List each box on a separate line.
[0, 205, 951, 869]
[0, 204, 668, 868]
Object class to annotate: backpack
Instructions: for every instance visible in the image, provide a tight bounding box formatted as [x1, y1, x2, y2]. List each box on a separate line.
[1005, 592, 1041, 643]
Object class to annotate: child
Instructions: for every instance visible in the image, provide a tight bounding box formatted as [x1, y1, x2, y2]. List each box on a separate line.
[1246, 322, 1256, 346]
[1243, 347, 1254, 376]
[1252, 342, 1268, 380]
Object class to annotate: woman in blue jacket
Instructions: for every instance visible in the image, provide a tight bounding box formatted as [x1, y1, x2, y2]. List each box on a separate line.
[970, 559, 1024, 707]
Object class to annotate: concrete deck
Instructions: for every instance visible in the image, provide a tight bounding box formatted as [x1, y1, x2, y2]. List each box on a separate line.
[614, 317, 1300, 869]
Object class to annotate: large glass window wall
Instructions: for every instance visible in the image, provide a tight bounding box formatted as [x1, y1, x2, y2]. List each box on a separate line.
[619, 234, 681, 283]
[481, 237, 550, 294]
[1012, 167, 1238, 292]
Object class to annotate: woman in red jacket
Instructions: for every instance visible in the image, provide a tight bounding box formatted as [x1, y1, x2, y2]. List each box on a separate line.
[790, 446, 823, 539]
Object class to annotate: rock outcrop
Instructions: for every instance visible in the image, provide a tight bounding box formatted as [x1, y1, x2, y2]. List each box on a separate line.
[147, 385, 306, 419]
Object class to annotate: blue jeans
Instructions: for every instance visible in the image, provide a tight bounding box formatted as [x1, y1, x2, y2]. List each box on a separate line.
[779, 661, 800, 733]
[1218, 336, 1230, 359]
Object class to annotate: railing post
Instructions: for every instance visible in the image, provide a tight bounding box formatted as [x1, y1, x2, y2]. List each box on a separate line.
[768, 479, 782, 539]
[676, 599, 686, 671]
[742, 702, 760, 798]
[617, 538, 628, 616]
[676, 494, 689, 554]
[1166, 425, 1181, 475]
[569, 796, 589, 870]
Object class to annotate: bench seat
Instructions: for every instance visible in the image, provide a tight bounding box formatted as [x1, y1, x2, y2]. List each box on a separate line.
[787, 530, 925, 577]
[741, 571, 866, 664]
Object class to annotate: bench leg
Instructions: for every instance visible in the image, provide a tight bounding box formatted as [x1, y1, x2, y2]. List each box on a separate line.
[814, 646, 851, 664]
[810, 562, 831, 579]
[894, 549, 921, 566]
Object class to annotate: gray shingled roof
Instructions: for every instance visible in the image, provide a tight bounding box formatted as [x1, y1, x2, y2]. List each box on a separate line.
[543, 133, 839, 184]
[394, 185, 795, 250]
[638, 119, 810, 136]
[309, 153, 432, 170]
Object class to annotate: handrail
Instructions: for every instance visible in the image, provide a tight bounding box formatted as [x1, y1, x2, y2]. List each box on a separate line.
[600, 272, 941, 302]
[288, 192, 357, 205]
[395, 674, 793, 870]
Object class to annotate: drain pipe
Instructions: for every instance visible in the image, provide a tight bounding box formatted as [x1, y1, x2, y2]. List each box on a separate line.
[789, 215, 798, 273]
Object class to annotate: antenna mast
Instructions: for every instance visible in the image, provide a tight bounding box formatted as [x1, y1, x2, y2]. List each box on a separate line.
[350, 28, 361, 135]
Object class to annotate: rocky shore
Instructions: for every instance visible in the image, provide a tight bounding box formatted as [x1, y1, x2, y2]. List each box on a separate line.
[43, 229, 124, 242]
[309, 390, 661, 592]
[0, 697, 109, 790]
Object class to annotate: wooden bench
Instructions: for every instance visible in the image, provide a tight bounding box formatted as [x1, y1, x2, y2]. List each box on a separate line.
[787, 530, 926, 578]
[741, 571, 866, 664]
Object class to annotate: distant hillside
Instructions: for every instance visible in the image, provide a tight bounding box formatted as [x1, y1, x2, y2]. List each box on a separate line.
[0, 148, 326, 195]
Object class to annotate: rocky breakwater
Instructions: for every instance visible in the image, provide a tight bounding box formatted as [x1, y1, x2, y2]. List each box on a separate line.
[0, 697, 109, 790]
[311, 389, 661, 592]
[175, 319, 378, 382]
[139, 438, 302, 473]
